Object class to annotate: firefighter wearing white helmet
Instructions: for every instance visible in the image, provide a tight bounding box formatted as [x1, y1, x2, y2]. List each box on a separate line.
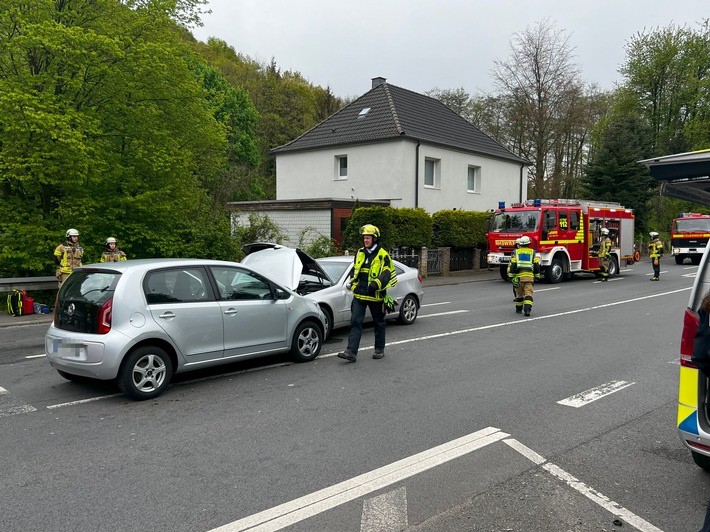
[597, 227, 612, 282]
[54, 228, 83, 288]
[648, 231, 663, 281]
[338, 224, 397, 362]
[100, 236, 128, 263]
[507, 235, 540, 316]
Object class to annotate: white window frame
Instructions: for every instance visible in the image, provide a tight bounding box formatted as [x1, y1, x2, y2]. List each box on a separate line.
[424, 158, 440, 188]
[335, 155, 348, 180]
[467, 165, 481, 193]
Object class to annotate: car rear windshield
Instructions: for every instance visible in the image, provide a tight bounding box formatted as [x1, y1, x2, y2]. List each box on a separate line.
[55, 270, 119, 333]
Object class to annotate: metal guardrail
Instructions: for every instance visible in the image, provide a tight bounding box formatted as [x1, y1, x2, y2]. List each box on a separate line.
[0, 276, 58, 293]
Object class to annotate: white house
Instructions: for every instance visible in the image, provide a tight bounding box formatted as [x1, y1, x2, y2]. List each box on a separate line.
[230, 77, 529, 247]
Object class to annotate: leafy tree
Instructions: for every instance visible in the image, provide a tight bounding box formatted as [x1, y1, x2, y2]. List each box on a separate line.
[582, 116, 657, 232]
[0, 0, 245, 275]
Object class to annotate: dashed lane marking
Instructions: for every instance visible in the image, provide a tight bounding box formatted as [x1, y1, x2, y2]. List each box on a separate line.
[504, 438, 664, 532]
[556, 381, 635, 408]
[417, 310, 468, 319]
[209, 427, 508, 532]
[420, 301, 451, 307]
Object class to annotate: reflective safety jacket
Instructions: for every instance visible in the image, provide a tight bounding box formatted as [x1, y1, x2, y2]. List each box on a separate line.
[100, 249, 127, 263]
[598, 237, 611, 258]
[508, 246, 540, 281]
[349, 246, 397, 302]
[54, 241, 83, 274]
[649, 238, 663, 258]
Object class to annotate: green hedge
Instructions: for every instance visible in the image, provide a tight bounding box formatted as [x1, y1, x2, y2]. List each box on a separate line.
[343, 206, 486, 250]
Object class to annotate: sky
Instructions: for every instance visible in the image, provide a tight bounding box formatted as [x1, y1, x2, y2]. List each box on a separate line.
[191, 0, 708, 99]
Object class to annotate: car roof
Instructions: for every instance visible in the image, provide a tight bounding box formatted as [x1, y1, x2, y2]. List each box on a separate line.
[75, 258, 249, 275]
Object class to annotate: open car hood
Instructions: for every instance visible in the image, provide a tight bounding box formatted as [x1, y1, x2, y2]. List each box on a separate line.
[641, 150, 710, 206]
[241, 243, 332, 290]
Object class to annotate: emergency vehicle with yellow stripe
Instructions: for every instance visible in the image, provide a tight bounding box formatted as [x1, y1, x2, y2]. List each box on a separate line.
[670, 212, 710, 265]
[486, 199, 637, 283]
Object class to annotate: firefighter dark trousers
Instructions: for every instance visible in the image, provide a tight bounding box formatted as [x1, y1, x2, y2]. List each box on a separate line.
[514, 281, 534, 315]
[347, 297, 386, 355]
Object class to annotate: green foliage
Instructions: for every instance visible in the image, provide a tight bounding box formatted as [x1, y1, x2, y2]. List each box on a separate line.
[431, 210, 488, 248]
[233, 212, 286, 259]
[0, 0, 244, 275]
[343, 206, 395, 251]
[296, 227, 337, 258]
[390, 208, 432, 248]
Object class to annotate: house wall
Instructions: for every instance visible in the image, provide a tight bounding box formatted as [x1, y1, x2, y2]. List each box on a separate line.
[234, 209, 331, 247]
[275, 140, 525, 213]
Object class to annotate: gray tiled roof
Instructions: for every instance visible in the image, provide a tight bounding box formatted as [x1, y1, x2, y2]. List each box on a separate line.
[271, 82, 528, 164]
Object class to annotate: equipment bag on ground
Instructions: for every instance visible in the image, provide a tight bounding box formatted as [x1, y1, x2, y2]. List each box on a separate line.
[7, 289, 34, 316]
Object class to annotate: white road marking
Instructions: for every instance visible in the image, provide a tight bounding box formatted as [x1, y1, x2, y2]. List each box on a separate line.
[418, 310, 468, 319]
[504, 439, 664, 532]
[0, 385, 37, 417]
[534, 287, 561, 292]
[668, 359, 680, 365]
[361, 487, 407, 532]
[594, 277, 624, 283]
[209, 427, 509, 532]
[47, 394, 121, 409]
[645, 271, 668, 276]
[683, 273, 698, 278]
[684, 266, 699, 270]
[421, 301, 451, 307]
[556, 381, 635, 408]
[25, 354, 46, 359]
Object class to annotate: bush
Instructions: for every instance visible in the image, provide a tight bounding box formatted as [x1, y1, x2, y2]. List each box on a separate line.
[432, 210, 487, 248]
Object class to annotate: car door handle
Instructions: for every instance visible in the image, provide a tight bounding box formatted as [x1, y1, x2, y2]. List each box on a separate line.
[224, 308, 238, 315]
[158, 312, 176, 319]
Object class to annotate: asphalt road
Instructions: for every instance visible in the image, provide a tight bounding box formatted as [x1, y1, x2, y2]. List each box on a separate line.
[0, 262, 707, 532]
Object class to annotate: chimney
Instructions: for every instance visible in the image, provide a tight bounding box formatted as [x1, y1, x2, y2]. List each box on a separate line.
[371, 77, 386, 89]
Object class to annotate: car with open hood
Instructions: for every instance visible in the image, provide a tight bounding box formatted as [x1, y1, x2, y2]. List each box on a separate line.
[241, 244, 424, 336]
[45, 258, 325, 400]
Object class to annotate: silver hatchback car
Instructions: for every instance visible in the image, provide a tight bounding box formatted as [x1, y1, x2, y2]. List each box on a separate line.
[45, 259, 325, 400]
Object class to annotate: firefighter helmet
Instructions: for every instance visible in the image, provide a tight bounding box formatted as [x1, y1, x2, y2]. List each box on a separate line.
[360, 224, 380, 238]
[66, 228, 79, 238]
[105, 237, 117, 245]
[518, 235, 531, 246]
[650, 231, 659, 238]
[601, 228, 609, 235]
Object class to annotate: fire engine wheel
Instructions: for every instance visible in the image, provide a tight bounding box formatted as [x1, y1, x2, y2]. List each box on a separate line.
[544, 258, 564, 284]
[500, 265, 509, 281]
[692, 256, 702, 265]
[607, 257, 619, 276]
[675, 255, 685, 265]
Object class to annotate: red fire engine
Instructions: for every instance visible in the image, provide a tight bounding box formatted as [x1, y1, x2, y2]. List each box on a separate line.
[486, 199, 637, 283]
[670, 213, 710, 265]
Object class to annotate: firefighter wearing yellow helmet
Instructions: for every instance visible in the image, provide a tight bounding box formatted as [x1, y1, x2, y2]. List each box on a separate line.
[649, 231, 663, 281]
[100, 237, 128, 263]
[338, 224, 397, 362]
[507, 235, 540, 316]
[54, 228, 83, 288]
[598, 227, 612, 282]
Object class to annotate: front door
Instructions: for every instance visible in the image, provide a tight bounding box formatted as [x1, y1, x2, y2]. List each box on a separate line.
[208, 266, 288, 358]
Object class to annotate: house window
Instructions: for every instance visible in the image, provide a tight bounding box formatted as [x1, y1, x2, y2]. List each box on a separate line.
[467, 165, 481, 193]
[335, 155, 347, 180]
[424, 158, 440, 188]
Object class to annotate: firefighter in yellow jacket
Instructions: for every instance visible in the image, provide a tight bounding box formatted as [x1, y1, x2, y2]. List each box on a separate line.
[338, 224, 397, 362]
[508, 235, 540, 316]
[54, 228, 83, 288]
[100, 237, 127, 263]
[597, 228, 612, 282]
[649, 231, 663, 281]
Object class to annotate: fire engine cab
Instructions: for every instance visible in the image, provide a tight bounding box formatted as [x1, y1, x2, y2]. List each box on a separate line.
[671, 213, 710, 265]
[486, 199, 637, 283]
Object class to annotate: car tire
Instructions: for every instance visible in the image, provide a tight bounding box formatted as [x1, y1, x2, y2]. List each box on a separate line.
[398, 295, 418, 325]
[499, 266, 509, 281]
[117, 346, 173, 400]
[319, 305, 333, 338]
[290, 320, 322, 362]
[692, 450, 710, 472]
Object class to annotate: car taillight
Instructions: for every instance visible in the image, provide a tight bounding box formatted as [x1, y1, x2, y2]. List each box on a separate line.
[680, 308, 699, 368]
[418, 274, 423, 284]
[97, 298, 113, 334]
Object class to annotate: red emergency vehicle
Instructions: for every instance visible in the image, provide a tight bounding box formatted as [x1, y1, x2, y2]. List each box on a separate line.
[486, 199, 637, 283]
[670, 213, 710, 265]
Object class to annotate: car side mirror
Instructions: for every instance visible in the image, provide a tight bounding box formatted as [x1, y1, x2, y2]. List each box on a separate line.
[274, 288, 290, 300]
